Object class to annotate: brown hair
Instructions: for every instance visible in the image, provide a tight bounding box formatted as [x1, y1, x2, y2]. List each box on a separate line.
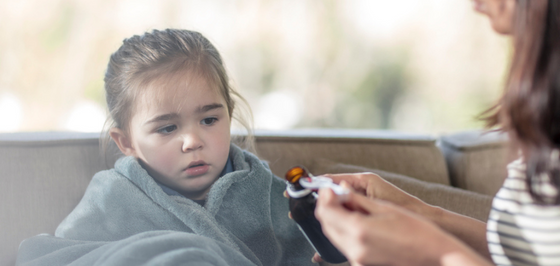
[483, 0, 560, 204]
[102, 29, 254, 159]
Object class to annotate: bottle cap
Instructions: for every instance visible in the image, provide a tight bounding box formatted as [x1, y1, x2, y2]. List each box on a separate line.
[285, 166, 308, 183]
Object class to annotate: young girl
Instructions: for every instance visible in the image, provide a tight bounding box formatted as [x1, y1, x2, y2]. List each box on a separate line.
[16, 29, 315, 266]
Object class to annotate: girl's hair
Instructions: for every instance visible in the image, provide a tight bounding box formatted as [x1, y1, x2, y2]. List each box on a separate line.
[101, 29, 254, 159]
[482, 0, 560, 204]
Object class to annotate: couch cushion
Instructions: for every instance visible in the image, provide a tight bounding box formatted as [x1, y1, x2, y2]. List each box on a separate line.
[252, 129, 450, 186]
[311, 158, 493, 222]
[438, 130, 512, 196]
[0, 132, 121, 266]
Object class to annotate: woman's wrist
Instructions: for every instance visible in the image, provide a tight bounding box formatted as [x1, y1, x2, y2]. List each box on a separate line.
[438, 238, 492, 266]
[428, 229, 490, 266]
[406, 196, 443, 223]
[414, 199, 491, 260]
[401, 210, 484, 266]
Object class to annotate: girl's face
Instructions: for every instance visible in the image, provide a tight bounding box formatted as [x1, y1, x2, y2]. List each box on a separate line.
[472, 0, 516, 34]
[111, 73, 231, 200]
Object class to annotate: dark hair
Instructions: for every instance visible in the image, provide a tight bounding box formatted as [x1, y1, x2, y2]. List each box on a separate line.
[483, 0, 560, 204]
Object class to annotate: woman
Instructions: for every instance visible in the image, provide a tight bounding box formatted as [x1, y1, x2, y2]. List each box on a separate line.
[315, 0, 560, 265]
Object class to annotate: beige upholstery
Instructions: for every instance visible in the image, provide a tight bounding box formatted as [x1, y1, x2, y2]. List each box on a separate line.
[253, 130, 450, 185]
[0, 129, 503, 266]
[439, 130, 512, 196]
[0, 132, 120, 266]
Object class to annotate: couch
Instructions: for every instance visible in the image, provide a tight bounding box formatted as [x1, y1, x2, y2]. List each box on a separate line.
[0, 129, 510, 266]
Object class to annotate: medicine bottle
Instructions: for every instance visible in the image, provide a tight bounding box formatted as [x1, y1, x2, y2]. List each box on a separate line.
[285, 166, 347, 264]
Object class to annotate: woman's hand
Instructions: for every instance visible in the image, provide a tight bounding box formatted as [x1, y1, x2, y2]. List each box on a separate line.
[314, 187, 491, 266]
[285, 172, 440, 263]
[321, 172, 433, 217]
[284, 172, 490, 262]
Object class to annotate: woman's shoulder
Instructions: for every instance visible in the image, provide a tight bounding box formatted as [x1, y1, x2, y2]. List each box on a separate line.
[506, 157, 525, 174]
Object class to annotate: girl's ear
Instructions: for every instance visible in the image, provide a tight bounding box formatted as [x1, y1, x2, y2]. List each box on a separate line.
[109, 128, 136, 156]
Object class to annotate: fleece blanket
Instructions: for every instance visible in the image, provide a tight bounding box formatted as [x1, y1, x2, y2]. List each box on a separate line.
[16, 144, 315, 266]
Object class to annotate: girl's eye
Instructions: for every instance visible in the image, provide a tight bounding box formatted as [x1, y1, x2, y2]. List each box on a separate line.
[201, 117, 218, 125]
[157, 125, 177, 134]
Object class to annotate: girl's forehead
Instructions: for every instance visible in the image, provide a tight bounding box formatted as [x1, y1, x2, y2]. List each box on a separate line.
[134, 73, 225, 113]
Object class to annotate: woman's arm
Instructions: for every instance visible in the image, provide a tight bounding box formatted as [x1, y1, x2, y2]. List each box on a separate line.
[315, 187, 493, 266]
[426, 202, 490, 260]
[322, 173, 491, 260]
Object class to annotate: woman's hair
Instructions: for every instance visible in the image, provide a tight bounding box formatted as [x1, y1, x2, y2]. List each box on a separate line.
[483, 0, 560, 204]
[102, 29, 254, 158]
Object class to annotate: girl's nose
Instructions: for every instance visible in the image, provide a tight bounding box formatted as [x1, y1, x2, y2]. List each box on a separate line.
[181, 133, 203, 152]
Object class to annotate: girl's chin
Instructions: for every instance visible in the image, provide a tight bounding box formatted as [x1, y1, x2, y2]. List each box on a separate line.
[178, 181, 216, 199]
[177, 189, 207, 200]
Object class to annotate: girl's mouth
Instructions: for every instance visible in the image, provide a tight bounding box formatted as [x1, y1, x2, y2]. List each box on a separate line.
[185, 161, 209, 176]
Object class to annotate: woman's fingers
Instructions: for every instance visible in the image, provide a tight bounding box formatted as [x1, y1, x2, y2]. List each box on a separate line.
[316, 187, 345, 214]
[322, 173, 369, 187]
[339, 180, 351, 189]
[317, 187, 385, 218]
[315, 188, 354, 230]
[311, 253, 323, 263]
[316, 188, 439, 266]
[343, 192, 381, 215]
[322, 173, 379, 196]
[315, 188, 361, 254]
[315, 188, 391, 265]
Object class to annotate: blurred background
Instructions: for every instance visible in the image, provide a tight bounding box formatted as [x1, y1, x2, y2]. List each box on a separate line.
[0, 0, 510, 134]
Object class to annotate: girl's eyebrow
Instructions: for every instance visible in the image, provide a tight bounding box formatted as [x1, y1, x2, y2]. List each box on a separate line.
[144, 113, 179, 125]
[144, 104, 224, 125]
[196, 103, 224, 113]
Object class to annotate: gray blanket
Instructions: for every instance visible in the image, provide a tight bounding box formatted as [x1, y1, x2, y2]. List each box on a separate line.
[17, 144, 315, 266]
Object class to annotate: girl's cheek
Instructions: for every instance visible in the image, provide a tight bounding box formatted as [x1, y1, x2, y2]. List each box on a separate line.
[219, 131, 231, 149]
[143, 143, 176, 169]
[157, 146, 178, 164]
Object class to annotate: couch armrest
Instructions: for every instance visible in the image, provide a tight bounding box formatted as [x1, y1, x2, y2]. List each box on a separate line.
[438, 130, 511, 196]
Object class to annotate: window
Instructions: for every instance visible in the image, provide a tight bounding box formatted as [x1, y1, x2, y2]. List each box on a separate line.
[0, 0, 509, 134]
